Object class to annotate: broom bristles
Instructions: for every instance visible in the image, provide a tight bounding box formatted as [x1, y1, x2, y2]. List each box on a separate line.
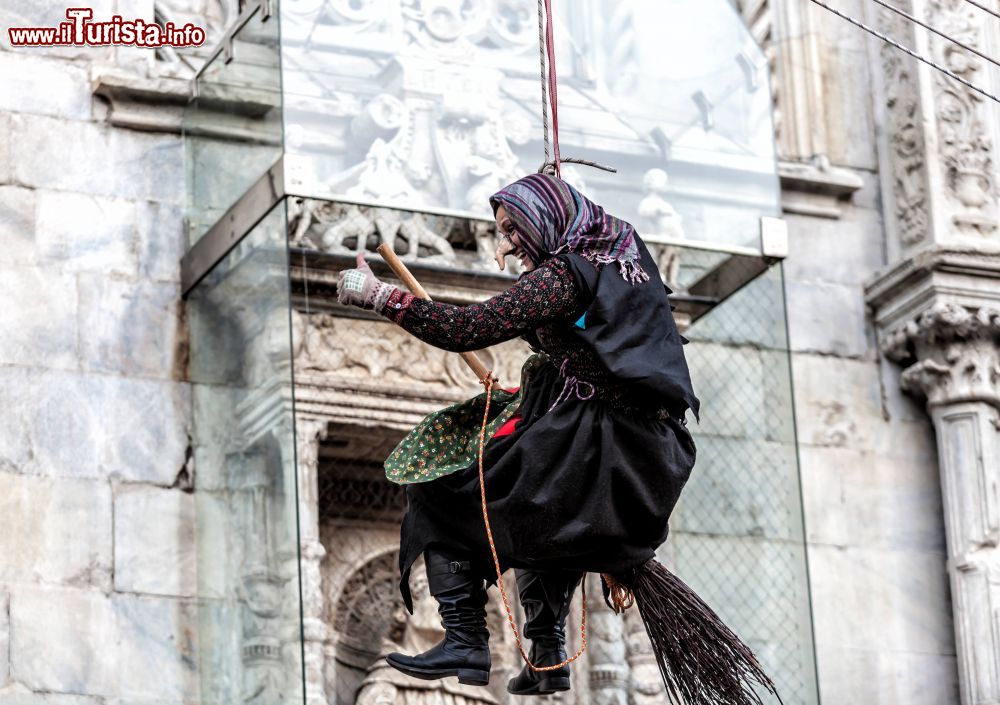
[630, 559, 782, 705]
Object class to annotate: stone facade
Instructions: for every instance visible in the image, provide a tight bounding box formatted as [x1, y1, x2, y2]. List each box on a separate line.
[2, 2, 999, 705]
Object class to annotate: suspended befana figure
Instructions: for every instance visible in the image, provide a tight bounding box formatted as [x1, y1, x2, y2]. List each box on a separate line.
[337, 173, 780, 705]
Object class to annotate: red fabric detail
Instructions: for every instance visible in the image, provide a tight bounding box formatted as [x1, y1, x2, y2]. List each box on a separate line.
[492, 414, 522, 438]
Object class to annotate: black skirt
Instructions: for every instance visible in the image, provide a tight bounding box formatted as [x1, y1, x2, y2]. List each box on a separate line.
[397, 354, 698, 611]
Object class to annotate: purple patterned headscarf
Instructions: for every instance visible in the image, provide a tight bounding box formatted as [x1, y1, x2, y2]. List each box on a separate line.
[489, 173, 649, 284]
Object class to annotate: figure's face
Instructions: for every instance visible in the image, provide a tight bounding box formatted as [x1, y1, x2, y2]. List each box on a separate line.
[493, 205, 536, 272]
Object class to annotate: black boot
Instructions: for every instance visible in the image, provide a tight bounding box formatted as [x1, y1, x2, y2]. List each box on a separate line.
[507, 569, 582, 696]
[387, 548, 491, 686]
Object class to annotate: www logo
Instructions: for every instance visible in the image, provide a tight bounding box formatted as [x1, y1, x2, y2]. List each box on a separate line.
[7, 7, 206, 47]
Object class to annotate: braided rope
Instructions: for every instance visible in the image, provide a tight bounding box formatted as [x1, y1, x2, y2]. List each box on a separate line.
[477, 373, 587, 671]
[537, 0, 549, 168]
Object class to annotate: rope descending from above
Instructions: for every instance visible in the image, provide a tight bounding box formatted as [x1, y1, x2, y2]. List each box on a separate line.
[475, 372, 588, 672]
[534, 0, 617, 176]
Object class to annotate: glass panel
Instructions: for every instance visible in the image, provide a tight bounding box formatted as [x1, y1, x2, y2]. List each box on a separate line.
[184, 5, 283, 246]
[279, 0, 778, 250]
[187, 202, 304, 705]
[674, 263, 819, 705]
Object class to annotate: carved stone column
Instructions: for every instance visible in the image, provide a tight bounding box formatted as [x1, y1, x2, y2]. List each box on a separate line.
[867, 3, 1000, 694]
[586, 574, 630, 705]
[881, 302, 1000, 705]
[294, 418, 331, 705]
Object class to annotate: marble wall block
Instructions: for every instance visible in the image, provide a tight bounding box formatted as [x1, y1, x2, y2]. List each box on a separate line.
[792, 353, 885, 451]
[0, 689, 105, 705]
[798, 444, 946, 552]
[686, 342, 768, 439]
[9, 587, 198, 701]
[0, 185, 37, 268]
[0, 268, 79, 370]
[77, 274, 184, 380]
[0, 114, 10, 185]
[674, 434, 800, 540]
[114, 485, 196, 598]
[35, 190, 138, 277]
[137, 200, 186, 283]
[9, 115, 183, 204]
[814, 644, 959, 705]
[808, 542, 954, 656]
[0, 366, 190, 484]
[1, 592, 9, 687]
[0, 54, 92, 120]
[0, 474, 112, 588]
[783, 177, 885, 287]
[814, 11, 879, 171]
[785, 279, 871, 357]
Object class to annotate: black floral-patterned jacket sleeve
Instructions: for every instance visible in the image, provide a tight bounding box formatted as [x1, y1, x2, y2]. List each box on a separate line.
[378, 258, 581, 353]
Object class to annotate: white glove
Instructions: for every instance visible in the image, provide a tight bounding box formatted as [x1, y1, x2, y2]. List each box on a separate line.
[337, 252, 396, 311]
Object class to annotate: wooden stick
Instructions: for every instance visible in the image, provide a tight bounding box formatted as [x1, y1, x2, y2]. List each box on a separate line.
[376, 244, 497, 385]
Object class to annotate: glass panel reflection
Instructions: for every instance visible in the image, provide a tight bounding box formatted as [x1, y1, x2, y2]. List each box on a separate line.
[279, 0, 778, 249]
[188, 203, 304, 705]
[675, 264, 819, 705]
[184, 5, 283, 247]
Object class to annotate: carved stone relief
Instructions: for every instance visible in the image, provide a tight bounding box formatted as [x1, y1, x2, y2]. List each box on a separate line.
[881, 302, 1000, 408]
[875, 1, 931, 249]
[295, 312, 530, 396]
[927, 0, 998, 236]
[881, 301, 1000, 705]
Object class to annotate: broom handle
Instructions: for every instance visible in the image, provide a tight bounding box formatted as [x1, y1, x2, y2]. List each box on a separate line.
[375, 244, 497, 385]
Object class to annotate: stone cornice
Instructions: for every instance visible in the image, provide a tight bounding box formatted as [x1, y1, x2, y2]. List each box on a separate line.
[778, 161, 866, 219]
[91, 66, 192, 133]
[865, 246, 1000, 335]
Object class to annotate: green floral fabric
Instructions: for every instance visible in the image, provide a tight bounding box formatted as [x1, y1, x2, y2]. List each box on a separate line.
[384, 355, 544, 485]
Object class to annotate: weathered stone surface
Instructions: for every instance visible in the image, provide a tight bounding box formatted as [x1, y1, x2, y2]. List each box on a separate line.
[0, 592, 9, 687]
[114, 486, 195, 597]
[0, 54, 92, 119]
[818, 29, 878, 171]
[0, 268, 78, 370]
[799, 444, 945, 552]
[0, 474, 112, 588]
[10, 115, 183, 203]
[786, 280, 870, 357]
[809, 543, 954, 655]
[792, 353, 885, 451]
[674, 435, 800, 540]
[35, 190, 138, 277]
[784, 182, 885, 287]
[814, 645, 959, 705]
[137, 200, 185, 283]
[0, 367, 190, 484]
[0, 185, 37, 268]
[9, 587, 197, 700]
[78, 274, 184, 380]
[0, 687, 104, 705]
[0, 114, 10, 185]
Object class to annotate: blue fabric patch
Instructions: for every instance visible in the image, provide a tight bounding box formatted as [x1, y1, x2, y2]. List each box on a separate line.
[574, 313, 587, 329]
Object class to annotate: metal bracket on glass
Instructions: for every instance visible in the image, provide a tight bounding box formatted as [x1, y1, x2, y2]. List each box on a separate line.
[760, 216, 789, 260]
[679, 216, 788, 323]
[261, 0, 273, 20]
[181, 157, 287, 296]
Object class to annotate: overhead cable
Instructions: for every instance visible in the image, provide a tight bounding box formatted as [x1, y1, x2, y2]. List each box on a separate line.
[807, 0, 1000, 105]
[869, 0, 1000, 71]
[963, 0, 1000, 22]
